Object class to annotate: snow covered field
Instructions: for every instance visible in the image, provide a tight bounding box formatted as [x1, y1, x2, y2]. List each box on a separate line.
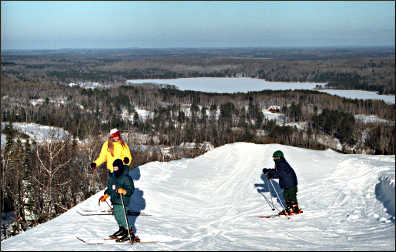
[1, 143, 394, 251]
[1, 122, 72, 147]
[126, 77, 325, 93]
[126, 77, 395, 104]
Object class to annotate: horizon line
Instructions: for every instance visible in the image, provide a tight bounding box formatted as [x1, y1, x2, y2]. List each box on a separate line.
[2, 45, 395, 51]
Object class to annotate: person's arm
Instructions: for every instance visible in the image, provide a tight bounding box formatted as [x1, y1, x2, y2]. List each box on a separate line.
[263, 168, 279, 179]
[118, 177, 135, 197]
[122, 142, 133, 166]
[94, 141, 109, 168]
[268, 169, 280, 179]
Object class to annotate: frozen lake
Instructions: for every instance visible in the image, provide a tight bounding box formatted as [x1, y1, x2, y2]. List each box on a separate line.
[126, 77, 395, 104]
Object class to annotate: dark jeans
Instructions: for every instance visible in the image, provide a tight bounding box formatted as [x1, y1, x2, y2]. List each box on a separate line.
[283, 186, 298, 205]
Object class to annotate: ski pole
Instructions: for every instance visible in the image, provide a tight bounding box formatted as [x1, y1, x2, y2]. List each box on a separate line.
[98, 198, 113, 211]
[265, 178, 276, 211]
[120, 193, 133, 244]
[105, 200, 113, 211]
[258, 189, 276, 211]
[268, 179, 286, 209]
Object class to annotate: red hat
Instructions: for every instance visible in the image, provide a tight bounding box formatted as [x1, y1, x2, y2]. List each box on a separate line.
[110, 128, 120, 138]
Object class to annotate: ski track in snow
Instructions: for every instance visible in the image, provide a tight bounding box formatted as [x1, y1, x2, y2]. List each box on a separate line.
[1, 143, 394, 250]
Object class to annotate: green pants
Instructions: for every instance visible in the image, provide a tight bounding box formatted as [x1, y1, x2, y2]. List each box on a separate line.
[283, 186, 298, 204]
[113, 204, 130, 229]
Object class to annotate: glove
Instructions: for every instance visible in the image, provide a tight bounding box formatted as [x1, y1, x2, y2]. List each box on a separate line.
[266, 173, 273, 180]
[117, 188, 127, 195]
[123, 157, 129, 164]
[262, 168, 269, 174]
[90, 162, 96, 170]
[99, 194, 109, 202]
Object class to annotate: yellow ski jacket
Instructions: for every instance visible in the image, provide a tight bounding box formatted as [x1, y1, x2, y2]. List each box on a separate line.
[94, 140, 132, 173]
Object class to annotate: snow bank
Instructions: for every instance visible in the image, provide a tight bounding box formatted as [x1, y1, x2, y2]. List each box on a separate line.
[1, 143, 394, 250]
[1, 122, 70, 143]
[376, 171, 395, 217]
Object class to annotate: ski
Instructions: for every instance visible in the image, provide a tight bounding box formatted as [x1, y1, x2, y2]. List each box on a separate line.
[258, 214, 282, 218]
[76, 236, 159, 245]
[79, 208, 110, 213]
[77, 210, 151, 216]
[259, 210, 303, 218]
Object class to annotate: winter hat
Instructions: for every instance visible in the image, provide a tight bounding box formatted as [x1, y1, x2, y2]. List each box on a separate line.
[112, 159, 124, 177]
[273, 150, 284, 158]
[110, 128, 120, 138]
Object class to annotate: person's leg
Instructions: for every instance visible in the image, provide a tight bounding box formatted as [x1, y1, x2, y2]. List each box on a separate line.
[286, 186, 298, 204]
[108, 204, 127, 238]
[285, 186, 301, 213]
[113, 204, 128, 229]
[114, 203, 137, 242]
[282, 188, 292, 214]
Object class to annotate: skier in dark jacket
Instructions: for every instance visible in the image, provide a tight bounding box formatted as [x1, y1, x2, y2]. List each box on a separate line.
[262, 150, 302, 215]
[99, 159, 139, 242]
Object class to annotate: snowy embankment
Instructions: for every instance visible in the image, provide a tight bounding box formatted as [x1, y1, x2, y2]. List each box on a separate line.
[1, 122, 70, 144]
[1, 143, 394, 251]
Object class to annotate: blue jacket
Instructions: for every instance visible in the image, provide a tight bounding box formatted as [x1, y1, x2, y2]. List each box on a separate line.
[267, 157, 298, 189]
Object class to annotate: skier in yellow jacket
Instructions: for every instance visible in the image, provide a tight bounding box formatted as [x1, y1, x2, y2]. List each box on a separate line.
[90, 128, 132, 174]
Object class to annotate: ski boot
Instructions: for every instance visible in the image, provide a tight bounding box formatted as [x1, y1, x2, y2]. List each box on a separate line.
[116, 229, 136, 243]
[291, 203, 303, 215]
[278, 207, 292, 216]
[280, 202, 303, 216]
[109, 226, 127, 239]
[134, 235, 141, 243]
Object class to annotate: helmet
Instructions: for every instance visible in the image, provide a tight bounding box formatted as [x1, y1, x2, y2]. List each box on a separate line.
[273, 150, 284, 158]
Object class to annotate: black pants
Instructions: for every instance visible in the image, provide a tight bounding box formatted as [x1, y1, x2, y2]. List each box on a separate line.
[283, 186, 298, 205]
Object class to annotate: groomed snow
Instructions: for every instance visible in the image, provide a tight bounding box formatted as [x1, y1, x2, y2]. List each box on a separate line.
[1, 143, 394, 250]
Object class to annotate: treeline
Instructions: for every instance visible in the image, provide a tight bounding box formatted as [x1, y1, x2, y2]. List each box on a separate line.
[2, 48, 394, 94]
[2, 76, 395, 154]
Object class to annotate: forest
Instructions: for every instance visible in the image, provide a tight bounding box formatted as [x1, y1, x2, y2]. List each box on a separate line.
[1, 47, 395, 240]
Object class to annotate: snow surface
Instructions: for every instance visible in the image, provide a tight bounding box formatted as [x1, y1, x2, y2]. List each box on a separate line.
[134, 107, 154, 121]
[125, 77, 395, 104]
[126, 77, 325, 93]
[67, 81, 111, 89]
[1, 122, 72, 148]
[319, 89, 395, 105]
[1, 143, 395, 251]
[354, 114, 394, 125]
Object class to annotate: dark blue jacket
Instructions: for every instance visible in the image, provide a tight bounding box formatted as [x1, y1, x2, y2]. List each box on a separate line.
[104, 164, 134, 206]
[267, 157, 298, 189]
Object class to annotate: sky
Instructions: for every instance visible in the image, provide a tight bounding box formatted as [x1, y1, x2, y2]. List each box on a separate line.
[1, 1, 395, 50]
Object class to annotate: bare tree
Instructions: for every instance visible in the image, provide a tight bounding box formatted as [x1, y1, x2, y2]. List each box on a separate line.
[34, 137, 72, 218]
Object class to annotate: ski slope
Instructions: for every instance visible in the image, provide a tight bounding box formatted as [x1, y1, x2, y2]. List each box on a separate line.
[1, 143, 395, 250]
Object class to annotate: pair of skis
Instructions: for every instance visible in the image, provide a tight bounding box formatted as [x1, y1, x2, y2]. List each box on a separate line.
[77, 209, 152, 216]
[76, 236, 159, 245]
[77, 201, 155, 245]
[77, 203, 157, 245]
[258, 209, 303, 219]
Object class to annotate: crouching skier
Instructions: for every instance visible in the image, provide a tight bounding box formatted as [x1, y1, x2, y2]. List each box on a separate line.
[262, 150, 303, 216]
[99, 159, 140, 243]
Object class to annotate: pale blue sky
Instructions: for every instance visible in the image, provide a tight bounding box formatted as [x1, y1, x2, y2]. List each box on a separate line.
[1, 1, 395, 50]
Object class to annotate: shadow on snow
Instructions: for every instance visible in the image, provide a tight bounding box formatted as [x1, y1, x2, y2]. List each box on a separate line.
[254, 173, 285, 211]
[127, 166, 146, 233]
